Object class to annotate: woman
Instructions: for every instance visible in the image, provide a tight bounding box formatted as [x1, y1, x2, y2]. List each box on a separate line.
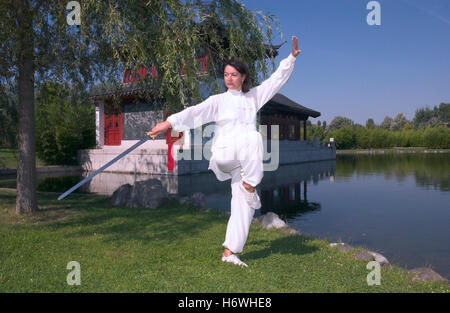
[147, 36, 302, 267]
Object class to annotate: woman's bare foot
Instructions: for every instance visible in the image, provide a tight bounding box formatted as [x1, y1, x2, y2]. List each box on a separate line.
[223, 248, 233, 257]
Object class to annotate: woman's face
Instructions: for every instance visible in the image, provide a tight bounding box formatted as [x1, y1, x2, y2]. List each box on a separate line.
[224, 65, 245, 91]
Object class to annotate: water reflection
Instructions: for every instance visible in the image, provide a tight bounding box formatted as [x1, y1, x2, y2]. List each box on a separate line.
[337, 153, 450, 191]
[260, 182, 322, 220]
[73, 159, 335, 219]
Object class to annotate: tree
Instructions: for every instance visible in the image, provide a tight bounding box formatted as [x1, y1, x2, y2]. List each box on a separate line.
[380, 116, 393, 130]
[1, 0, 281, 214]
[413, 106, 433, 129]
[437, 102, 450, 125]
[391, 113, 408, 131]
[0, 82, 17, 148]
[365, 118, 376, 129]
[36, 82, 95, 165]
[326, 126, 356, 149]
[412, 102, 449, 129]
[326, 116, 354, 134]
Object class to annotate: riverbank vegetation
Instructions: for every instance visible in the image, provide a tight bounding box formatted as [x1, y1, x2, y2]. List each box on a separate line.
[0, 189, 448, 292]
[308, 103, 449, 150]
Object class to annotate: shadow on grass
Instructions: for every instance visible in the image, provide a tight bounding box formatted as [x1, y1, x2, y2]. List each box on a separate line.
[0, 191, 15, 206]
[245, 235, 319, 260]
[41, 194, 226, 246]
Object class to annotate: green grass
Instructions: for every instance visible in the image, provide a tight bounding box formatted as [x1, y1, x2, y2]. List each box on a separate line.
[337, 147, 450, 154]
[0, 149, 47, 169]
[0, 189, 448, 293]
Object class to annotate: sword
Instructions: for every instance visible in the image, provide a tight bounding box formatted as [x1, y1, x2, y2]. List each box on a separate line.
[58, 135, 155, 200]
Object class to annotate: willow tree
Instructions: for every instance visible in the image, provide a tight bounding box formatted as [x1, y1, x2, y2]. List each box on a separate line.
[0, 0, 282, 214]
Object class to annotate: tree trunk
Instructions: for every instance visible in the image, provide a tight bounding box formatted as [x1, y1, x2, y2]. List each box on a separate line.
[14, 0, 37, 214]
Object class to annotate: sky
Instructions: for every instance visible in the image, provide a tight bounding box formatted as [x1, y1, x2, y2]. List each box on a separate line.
[241, 0, 450, 126]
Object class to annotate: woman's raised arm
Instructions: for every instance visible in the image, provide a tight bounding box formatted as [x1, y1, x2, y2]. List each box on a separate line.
[252, 36, 302, 111]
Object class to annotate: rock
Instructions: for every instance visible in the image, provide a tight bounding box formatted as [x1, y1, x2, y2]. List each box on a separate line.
[354, 251, 375, 261]
[280, 226, 300, 235]
[330, 244, 389, 266]
[111, 184, 133, 206]
[260, 212, 287, 229]
[179, 192, 206, 209]
[111, 179, 169, 209]
[368, 251, 390, 267]
[188, 192, 206, 208]
[130, 179, 168, 209]
[112, 181, 208, 210]
[409, 267, 448, 283]
[179, 196, 190, 205]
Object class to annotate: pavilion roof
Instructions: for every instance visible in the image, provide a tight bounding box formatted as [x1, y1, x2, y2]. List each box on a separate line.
[263, 93, 321, 118]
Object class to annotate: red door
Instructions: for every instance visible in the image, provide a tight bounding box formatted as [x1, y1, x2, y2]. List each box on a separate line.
[104, 111, 123, 145]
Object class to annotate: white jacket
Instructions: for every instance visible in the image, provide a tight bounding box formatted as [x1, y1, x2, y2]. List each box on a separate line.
[167, 53, 297, 180]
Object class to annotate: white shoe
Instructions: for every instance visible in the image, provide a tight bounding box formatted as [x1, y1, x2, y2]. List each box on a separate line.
[221, 254, 248, 267]
[240, 182, 261, 210]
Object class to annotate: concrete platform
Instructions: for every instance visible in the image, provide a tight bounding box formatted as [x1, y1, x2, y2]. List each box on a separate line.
[77, 137, 336, 175]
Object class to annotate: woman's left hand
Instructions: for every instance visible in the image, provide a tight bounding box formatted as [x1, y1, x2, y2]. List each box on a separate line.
[291, 36, 302, 57]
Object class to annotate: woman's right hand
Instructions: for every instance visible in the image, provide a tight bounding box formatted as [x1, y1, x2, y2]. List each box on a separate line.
[147, 121, 172, 139]
[291, 36, 302, 57]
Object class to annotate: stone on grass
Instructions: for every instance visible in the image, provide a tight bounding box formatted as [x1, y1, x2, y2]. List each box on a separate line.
[259, 212, 287, 229]
[130, 179, 169, 209]
[179, 192, 206, 209]
[409, 268, 448, 283]
[368, 251, 390, 267]
[111, 179, 168, 209]
[354, 251, 375, 261]
[111, 184, 133, 206]
[280, 226, 300, 235]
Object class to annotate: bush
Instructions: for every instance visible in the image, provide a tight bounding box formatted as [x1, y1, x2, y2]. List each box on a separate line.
[326, 126, 357, 149]
[36, 82, 95, 165]
[422, 125, 450, 149]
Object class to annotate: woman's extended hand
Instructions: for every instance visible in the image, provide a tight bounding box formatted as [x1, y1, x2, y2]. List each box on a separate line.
[146, 121, 172, 139]
[291, 36, 302, 57]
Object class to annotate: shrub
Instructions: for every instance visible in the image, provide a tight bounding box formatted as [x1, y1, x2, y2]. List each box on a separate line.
[36, 82, 95, 165]
[326, 126, 357, 149]
[422, 125, 450, 149]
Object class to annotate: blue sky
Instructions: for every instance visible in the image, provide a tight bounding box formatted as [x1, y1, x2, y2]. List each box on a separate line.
[242, 0, 450, 126]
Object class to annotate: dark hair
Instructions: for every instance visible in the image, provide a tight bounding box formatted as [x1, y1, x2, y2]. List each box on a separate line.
[224, 59, 251, 93]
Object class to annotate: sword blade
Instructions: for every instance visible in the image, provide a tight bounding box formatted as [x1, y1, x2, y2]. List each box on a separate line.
[58, 136, 150, 200]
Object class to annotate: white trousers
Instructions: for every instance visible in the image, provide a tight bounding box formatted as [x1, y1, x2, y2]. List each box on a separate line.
[214, 131, 264, 254]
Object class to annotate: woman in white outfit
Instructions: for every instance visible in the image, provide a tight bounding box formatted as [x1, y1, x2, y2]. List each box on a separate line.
[148, 36, 301, 267]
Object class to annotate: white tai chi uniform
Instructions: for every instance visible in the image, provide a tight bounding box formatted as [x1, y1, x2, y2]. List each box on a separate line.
[167, 53, 296, 254]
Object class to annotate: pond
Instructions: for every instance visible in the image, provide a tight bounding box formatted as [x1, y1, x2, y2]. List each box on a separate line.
[285, 153, 450, 280]
[1, 152, 449, 279]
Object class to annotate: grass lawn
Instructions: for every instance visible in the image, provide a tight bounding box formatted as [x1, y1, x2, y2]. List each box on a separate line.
[0, 149, 47, 169]
[337, 147, 450, 154]
[0, 189, 448, 293]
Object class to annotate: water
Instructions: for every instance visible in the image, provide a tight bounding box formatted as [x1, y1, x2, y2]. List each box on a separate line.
[283, 153, 450, 280]
[1, 152, 449, 279]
